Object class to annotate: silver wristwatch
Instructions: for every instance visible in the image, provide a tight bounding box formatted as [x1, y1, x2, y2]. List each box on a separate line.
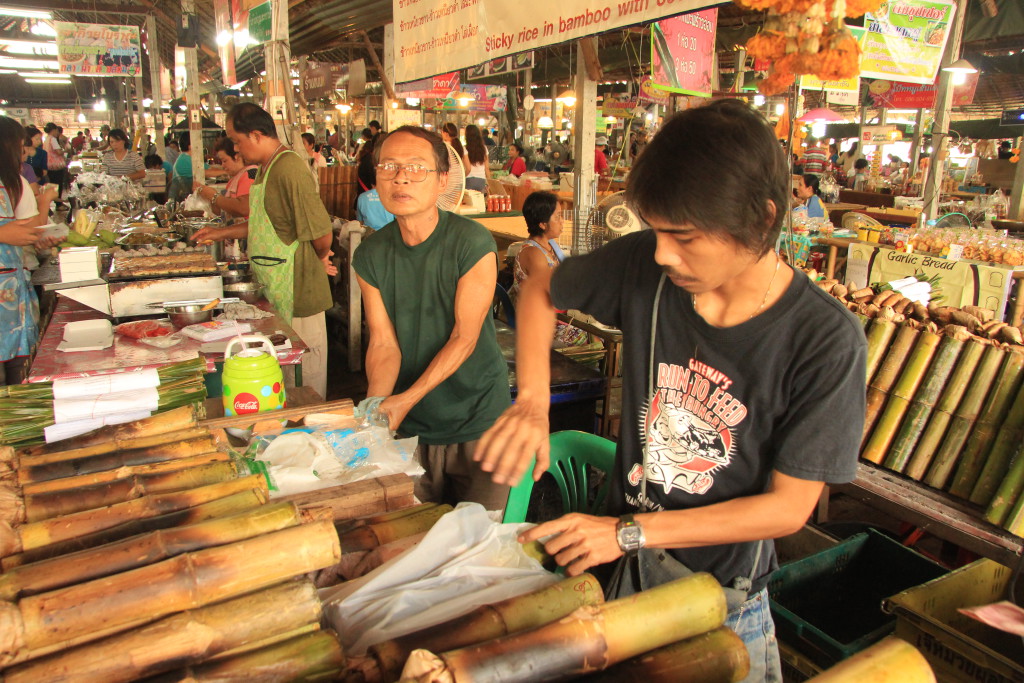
[616, 514, 646, 555]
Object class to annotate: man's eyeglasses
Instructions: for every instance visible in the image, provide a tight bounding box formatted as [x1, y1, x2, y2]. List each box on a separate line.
[375, 162, 437, 182]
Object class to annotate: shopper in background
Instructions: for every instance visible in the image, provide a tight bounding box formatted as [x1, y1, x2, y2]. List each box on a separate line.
[163, 137, 180, 169]
[302, 133, 327, 172]
[802, 137, 827, 176]
[793, 174, 826, 219]
[354, 125, 511, 511]
[170, 133, 200, 201]
[839, 140, 862, 177]
[512, 190, 565, 300]
[630, 129, 648, 159]
[463, 124, 490, 194]
[441, 123, 470, 175]
[27, 126, 46, 184]
[101, 129, 146, 180]
[0, 116, 59, 385]
[997, 141, 1013, 159]
[594, 135, 610, 176]
[191, 103, 334, 399]
[193, 137, 257, 220]
[71, 130, 86, 154]
[355, 177, 394, 230]
[21, 129, 40, 193]
[505, 142, 526, 177]
[828, 142, 840, 167]
[850, 158, 869, 191]
[143, 155, 168, 203]
[477, 99, 866, 683]
[42, 123, 67, 195]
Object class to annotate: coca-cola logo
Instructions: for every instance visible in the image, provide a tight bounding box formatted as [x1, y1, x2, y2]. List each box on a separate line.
[233, 392, 260, 414]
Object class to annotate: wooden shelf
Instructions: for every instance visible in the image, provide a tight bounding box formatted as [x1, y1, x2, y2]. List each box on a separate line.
[831, 462, 1023, 568]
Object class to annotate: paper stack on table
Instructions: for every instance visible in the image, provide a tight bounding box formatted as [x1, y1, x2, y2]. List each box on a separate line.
[179, 320, 252, 342]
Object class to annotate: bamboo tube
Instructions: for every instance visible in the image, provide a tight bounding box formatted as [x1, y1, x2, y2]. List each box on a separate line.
[904, 340, 986, 480]
[884, 334, 965, 473]
[1002, 484, 1024, 536]
[1, 489, 267, 570]
[17, 437, 219, 485]
[2, 580, 322, 683]
[863, 331, 942, 464]
[339, 503, 452, 552]
[16, 405, 199, 458]
[16, 427, 209, 468]
[1, 475, 266, 557]
[22, 461, 239, 523]
[401, 573, 726, 683]
[969, 378, 1024, 506]
[0, 520, 340, 665]
[985, 440, 1024, 526]
[924, 345, 1006, 490]
[0, 502, 300, 601]
[151, 629, 346, 683]
[806, 636, 935, 682]
[364, 574, 604, 682]
[865, 319, 898, 384]
[863, 326, 920, 444]
[336, 502, 442, 535]
[20, 451, 231, 496]
[948, 351, 1024, 498]
[583, 627, 750, 683]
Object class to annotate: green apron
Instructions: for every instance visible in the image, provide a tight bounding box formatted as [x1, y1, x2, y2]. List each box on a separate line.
[248, 150, 299, 324]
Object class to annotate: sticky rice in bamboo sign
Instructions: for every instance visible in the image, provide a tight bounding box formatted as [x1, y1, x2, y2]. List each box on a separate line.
[56, 22, 141, 77]
[392, 0, 716, 83]
[857, 0, 956, 86]
[650, 8, 718, 97]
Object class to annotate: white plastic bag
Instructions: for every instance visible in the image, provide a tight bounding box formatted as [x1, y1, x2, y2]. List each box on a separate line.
[321, 503, 557, 655]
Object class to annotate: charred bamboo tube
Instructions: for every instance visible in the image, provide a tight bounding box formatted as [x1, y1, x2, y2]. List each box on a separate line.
[806, 636, 935, 682]
[20, 451, 231, 496]
[884, 334, 965, 473]
[365, 574, 604, 682]
[17, 437, 219, 485]
[865, 319, 898, 384]
[863, 331, 941, 464]
[0, 475, 266, 557]
[904, 340, 986, 480]
[924, 345, 1006, 490]
[0, 502, 300, 601]
[16, 405, 199, 459]
[583, 627, 750, 683]
[150, 629, 346, 683]
[863, 326, 920, 444]
[16, 427, 210, 468]
[1, 489, 267, 570]
[985, 439, 1024, 526]
[22, 461, 239, 523]
[2, 580, 322, 683]
[969, 379, 1024, 507]
[0, 520, 341, 666]
[948, 351, 1024, 498]
[335, 502, 442, 536]
[401, 573, 726, 683]
[339, 503, 452, 552]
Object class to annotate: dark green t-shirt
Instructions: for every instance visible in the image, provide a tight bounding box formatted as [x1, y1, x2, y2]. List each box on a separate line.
[255, 150, 332, 318]
[352, 211, 511, 444]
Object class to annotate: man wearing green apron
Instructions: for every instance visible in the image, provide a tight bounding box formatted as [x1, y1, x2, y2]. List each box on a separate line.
[192, 103, 334, 399]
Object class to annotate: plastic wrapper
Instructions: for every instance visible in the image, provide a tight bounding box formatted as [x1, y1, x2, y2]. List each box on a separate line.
[247, 425, 422, 497]
[321, 503, 557, 654]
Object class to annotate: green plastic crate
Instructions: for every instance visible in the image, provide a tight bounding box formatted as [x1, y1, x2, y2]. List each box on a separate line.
[768, 529, 948, 668]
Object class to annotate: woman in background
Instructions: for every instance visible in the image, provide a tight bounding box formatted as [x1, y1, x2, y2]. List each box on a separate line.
[793, 174, 826, 219]
[193, 137, 256, 220]
[101, 128, 146, 180]
[441, 122, 470, 174]
[512, 191, 566, 297]
[464, 124, 490, 194]
[42, 122, 67, 195]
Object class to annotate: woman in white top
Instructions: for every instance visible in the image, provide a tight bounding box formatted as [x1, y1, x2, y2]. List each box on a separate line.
[101, 128, 146, 180]
[839, 140, 862, 178]
[441, 122, 470, 175]
[301, 133, 328, 170]
[464, 124, 490, 194]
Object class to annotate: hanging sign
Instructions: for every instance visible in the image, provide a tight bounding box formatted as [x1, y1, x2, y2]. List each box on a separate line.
[466, 52, 535, 80]
[602, 97, 640, 117]
[861, 125, 902, 143]
[56, 22, 141, 77]
[301, 61, 367, 101]
[638, 76, 669, 105]
[396, 72, 461, 99]
[393, 0, 717, 83]
[247, 2, 273, 45]
[432, 84, 508, 111]
[857, 0, 957, 85]
[651, 8, 718, 97]
[864, 72, 979, 109]
[799, 74, 859, 93]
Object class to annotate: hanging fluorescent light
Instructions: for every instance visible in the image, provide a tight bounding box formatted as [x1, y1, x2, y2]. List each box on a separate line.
[0, 7, 52, 19]
[0, 57, 59, 70]
[93, 100, 107, 111]
[30, 23, 56, 37]
[24, 77, 68, 84]
[0, 39, 57, 55]
[77, 113, 86, 123]
[405, 98, 420, 106]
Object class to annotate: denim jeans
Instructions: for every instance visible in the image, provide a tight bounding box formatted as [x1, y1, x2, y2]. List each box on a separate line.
[725, 588, 783, 683]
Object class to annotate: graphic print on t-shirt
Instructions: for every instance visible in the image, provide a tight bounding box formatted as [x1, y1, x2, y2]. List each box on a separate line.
[632, 360, 748, 495]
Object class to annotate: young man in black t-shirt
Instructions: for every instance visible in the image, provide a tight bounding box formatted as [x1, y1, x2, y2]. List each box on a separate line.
[476, 100, 866, 682]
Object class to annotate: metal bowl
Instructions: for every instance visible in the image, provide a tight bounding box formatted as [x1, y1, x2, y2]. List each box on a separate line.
[218, 268, 250, 285]
[164, 303, 214, 328]
[223, 282, 263, 305]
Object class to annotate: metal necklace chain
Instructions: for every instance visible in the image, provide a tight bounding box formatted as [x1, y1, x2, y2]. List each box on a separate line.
[692, 254, 781, 321]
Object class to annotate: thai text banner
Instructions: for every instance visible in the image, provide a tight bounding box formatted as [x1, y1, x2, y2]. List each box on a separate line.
[393, 0, 714, 83]
[56, 22, 141, 77]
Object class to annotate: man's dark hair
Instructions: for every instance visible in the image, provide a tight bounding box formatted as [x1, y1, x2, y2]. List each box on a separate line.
[301, 132, 315, 146]
[626, 99, 788, 257]
[374, 125, 449, 174]
[178, 132, 191, 151]
[144, 154, 163, 169]
[226, 102, 278, 138]
[522, 191, 559, 238]
[1000, 141, 1011, 150]
[369, 120, 381, 131]
[854, 158, 869, 171]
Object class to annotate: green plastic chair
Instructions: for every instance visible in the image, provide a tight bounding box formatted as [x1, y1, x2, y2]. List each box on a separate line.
[502, 430, 617, 524]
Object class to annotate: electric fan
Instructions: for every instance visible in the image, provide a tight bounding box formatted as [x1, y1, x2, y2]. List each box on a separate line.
[933, 212, 973, 229]
[436, 142, 466, 211]
[577, 191, 641, 253]
[841, 212, 884, 232]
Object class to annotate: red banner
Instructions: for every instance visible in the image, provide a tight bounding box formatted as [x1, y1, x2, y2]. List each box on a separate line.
[651, 8, 718, 97]
[865, 72, 979, 109]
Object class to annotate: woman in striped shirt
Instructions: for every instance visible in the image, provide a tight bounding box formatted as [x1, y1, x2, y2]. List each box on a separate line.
[101, 129, 145, 181]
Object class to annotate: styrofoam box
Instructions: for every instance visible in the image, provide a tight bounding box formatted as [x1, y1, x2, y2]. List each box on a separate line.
[59, 247, 100, 282]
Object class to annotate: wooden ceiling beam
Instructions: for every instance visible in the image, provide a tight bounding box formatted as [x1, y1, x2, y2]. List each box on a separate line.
[8, 0, 150, 15]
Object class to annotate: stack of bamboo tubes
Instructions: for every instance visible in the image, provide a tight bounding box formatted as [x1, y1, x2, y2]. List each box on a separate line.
[809, 272, 1024, 537]
[0, 406, 364, 681]
[319, 164, 358, 220]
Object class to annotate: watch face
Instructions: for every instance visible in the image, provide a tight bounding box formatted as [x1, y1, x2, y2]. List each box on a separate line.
[617, 525, 643, 552]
